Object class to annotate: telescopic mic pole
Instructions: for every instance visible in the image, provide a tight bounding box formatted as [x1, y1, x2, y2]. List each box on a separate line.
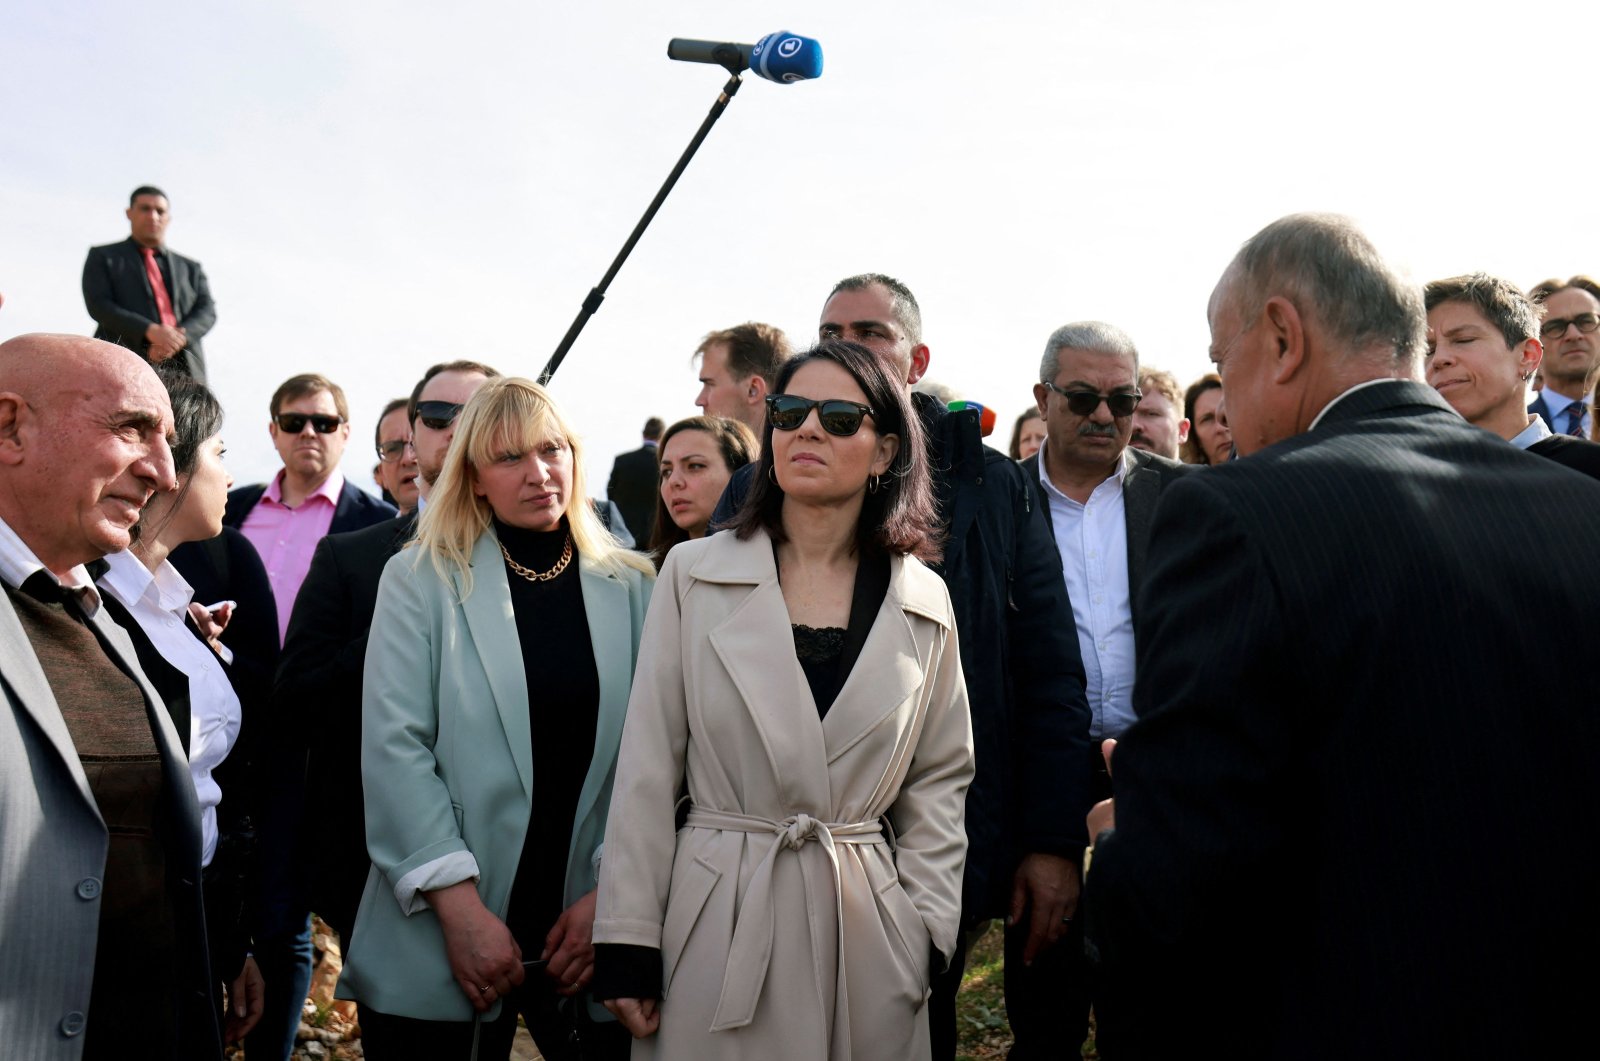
[538, 31, 823, 385]
[538, 73, 742, 385]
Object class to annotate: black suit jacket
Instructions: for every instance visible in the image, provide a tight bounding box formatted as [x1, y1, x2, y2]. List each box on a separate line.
[1528, 434, 1600, 478]
[1085, 381, 1600, 1059]
[607, 443, 659, 547]
[82, 237, 216, 381]
[1022, 445, 1195, 625]
[222, 479, 397, 536]
[273, 511, 417, 937]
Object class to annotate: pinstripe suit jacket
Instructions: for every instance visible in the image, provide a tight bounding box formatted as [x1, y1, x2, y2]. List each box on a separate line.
[1086, 380, 1600, 1060]
[0, 580, 220, 1060]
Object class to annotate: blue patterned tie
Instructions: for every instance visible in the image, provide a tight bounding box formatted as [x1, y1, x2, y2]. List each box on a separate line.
[1568, 401, 1588, 437]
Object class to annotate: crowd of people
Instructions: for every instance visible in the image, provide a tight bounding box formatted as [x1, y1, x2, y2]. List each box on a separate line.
[2, 190, 1599, 1061]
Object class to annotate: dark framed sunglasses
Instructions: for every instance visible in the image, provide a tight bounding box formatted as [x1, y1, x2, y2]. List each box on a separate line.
[1541, 312, 1600, 340]
[376, 438, 414, 463]
[414, 400, 465, 431]
[1043, 381, 1142, 418]
[275, 413, 344, 434]
[766, 395, 876, 437]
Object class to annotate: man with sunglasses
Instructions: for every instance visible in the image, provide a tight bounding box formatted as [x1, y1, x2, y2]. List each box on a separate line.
[213, 371, 394, 1061]
[1020, 321, 1192, 1055]
[1526, 276, 1600, 437]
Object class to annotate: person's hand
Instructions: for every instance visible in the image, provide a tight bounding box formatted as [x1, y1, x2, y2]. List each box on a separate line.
[1009, 852, 1082, 965]
[188, 600, 234, 644]
[1087, 738, 1117, 843]
[542, 888, 597, 997]
[604, 997, 660, 1038]
[223, 956, 265, 1043]
[145, 323, 185, 361]
[428, 880, 526, 1012]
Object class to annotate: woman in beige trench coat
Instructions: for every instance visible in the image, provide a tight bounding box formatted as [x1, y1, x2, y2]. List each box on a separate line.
[592, 340, 975, 1060]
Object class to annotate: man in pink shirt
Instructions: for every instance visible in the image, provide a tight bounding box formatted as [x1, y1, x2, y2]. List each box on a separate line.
[225, 374, 395, 645]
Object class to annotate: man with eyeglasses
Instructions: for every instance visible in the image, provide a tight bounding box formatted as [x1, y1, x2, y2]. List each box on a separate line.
[1019, 321, 1192, 1055]
[211, 372, 394, 1061]
[1425, 273, 1600, 478]
[1527, 276, 1600, 437]
[372, 398, 420, 514]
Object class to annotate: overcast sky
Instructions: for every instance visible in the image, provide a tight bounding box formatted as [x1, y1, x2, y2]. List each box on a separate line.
[5, 0, 1597, 494]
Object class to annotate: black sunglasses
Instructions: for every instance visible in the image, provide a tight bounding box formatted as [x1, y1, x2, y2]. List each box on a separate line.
[766, 395, 876, 437]
[414, 400, 465, 431]
[275, 413, 344, 434]
[1043, 382, 1142, 418]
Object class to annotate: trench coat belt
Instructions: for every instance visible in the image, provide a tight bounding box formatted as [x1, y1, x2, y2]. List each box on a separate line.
[684, 807, 885, 1034]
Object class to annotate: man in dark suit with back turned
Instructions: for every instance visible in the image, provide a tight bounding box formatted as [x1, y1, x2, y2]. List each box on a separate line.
[607, 416, 663, 546]
[1084, 214, 1600, 1060]
[0, 333, 219, 1060]
[82, 186, 216, 382]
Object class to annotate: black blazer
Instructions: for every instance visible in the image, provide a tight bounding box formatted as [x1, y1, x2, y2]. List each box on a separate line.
[1528, 434, 1600, 478]
[274, 512, 417, 937]
[607, 443, 659, 547]
[82, 237, 216, 381]
[1085, 381, 1600, 1059]
[1022, 445, 1195, 624]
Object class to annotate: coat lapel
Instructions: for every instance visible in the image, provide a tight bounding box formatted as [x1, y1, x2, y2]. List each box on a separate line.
[1122, 451, 1157, 617]
[454, 531, 534, 800]
[819, 556, 931, 765]
[0, 592, 97, 811]
[699, 533, 833, 808]
[572, 559, 629, 844]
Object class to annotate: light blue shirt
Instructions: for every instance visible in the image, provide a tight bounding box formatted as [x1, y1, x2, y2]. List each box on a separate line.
[1509, 415, 1553, 451]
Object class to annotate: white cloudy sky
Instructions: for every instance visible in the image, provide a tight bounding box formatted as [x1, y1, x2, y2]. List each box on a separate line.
[4, 0, 1597, 494]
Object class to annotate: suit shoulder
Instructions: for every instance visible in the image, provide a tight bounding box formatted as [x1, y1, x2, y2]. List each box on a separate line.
[1528, 436, 1600, 479]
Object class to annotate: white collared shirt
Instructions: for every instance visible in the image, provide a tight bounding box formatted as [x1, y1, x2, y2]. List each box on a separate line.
[1035, 443, 1137, 740]
[0, 514, 102, 613]
[1509, 415, 1553, 451]
[99, 549, 242, 867]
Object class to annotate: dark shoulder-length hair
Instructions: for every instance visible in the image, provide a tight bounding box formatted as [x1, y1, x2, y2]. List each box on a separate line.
[647, 415, 759, 566]
[133, 366, 224, 543]
[1180, 372, 1223, 465]
[725, 339, 942, 562]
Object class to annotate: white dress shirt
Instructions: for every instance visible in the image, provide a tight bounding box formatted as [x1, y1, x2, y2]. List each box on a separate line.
[99, 549, 242, 867]
[1510, 415, 1553, 451]
[1036, 443, 1137, 740]
[0, 514, 102, 611]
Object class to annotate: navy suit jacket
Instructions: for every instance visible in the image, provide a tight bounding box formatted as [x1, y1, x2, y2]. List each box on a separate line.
[82, 237, 216, 381]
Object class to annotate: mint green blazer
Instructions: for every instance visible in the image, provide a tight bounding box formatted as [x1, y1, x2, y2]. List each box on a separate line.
[338, 529, 653, 1021]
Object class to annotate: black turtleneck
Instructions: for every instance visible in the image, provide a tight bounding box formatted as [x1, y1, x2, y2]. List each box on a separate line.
[495, 517, 599, 949]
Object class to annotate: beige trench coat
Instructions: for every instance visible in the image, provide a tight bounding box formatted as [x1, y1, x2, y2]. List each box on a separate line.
[594, 528, 974, 1060]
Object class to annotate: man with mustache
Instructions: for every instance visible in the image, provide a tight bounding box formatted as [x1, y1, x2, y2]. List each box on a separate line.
[1019, 322, 1191, 1054]
[0, 334, 222, 1059]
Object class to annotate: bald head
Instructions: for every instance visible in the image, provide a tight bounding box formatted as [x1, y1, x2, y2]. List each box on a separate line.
[0, 334, 175, 577]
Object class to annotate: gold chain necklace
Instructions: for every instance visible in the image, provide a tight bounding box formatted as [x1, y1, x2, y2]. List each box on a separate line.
[499, 534, 573, 582]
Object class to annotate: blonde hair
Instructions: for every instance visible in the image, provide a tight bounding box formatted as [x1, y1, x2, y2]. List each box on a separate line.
[412, 377, 654, 596]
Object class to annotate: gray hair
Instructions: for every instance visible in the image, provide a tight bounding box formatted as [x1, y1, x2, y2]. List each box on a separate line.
[1229, 213, 1426, 367]
[1040, 321, 1140, 383]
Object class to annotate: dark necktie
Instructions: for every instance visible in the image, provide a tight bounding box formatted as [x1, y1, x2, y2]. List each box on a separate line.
[139, 246, 178, 327]
[1567, 401, 1587, 438]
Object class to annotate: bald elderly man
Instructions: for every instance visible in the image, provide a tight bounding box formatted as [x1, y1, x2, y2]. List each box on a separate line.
[0, 335, 220, 1060]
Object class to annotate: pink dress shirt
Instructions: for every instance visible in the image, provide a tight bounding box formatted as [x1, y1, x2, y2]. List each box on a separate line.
[239, 470, 344, 644]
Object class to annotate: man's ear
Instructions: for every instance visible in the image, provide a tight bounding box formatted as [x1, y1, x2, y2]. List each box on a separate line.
[747, 375, 769, 404]
[1262, 296, 1306, 384]
[0, 393, 28, 466]
[1177, 417, 1191, 444]
[1033, 382, 1050, 418]
[907, 345, 932, 385]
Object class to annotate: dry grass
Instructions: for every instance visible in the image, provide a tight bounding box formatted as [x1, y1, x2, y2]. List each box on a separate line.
[954, 921, 1097, 1061]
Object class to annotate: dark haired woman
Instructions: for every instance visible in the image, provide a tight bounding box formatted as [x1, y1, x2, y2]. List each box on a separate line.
[593, 340, 974, 1059]
[647, 415, 759, 565]
[1181, 373, 1232, 465]
[1008, 407, 1046, 461]
[95, 370, 265, 1044]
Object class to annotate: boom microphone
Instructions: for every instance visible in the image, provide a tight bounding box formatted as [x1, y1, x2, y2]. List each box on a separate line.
[667, 31, 824, 82]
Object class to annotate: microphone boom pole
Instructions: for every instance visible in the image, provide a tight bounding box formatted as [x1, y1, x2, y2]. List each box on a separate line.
[538, 73, 743, 385]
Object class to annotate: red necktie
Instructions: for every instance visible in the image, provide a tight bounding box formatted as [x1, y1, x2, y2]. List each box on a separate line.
[140, 246, 178, 327]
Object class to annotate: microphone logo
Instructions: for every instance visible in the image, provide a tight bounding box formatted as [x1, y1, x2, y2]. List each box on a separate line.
[777, 36, 802, 57]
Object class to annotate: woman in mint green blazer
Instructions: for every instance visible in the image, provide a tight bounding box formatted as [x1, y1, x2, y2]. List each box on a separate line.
[339, 378, 655, 1061]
